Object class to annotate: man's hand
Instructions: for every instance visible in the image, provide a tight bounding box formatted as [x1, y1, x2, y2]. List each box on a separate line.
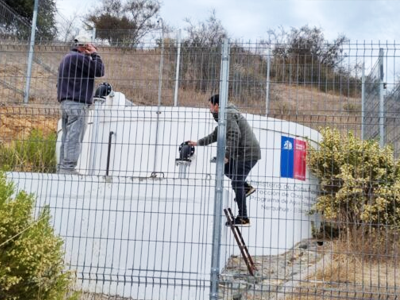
[84, 44, 97, 55]
[187, 141, 198, 146]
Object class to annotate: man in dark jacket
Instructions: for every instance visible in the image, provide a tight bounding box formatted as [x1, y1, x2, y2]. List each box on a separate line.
[189, 94, 261, 226]
[57, 34, 105, 174]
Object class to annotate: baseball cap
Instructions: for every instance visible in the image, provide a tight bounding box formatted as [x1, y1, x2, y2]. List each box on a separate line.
[74, 35, 92, 46]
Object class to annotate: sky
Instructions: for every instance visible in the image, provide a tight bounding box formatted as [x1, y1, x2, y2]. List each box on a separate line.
[55, 0, 400, 43]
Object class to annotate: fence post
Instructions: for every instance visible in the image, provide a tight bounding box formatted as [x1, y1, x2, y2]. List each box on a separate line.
[173, 29, 181, 107]
[92, 27, 96, 42]
[361, 62, 365, 140]
[210, 38, 230, 300]
[153, 19, 165, 175]
[23, 0, 39, 104]
[265, 47, 271, 116]
[379, 48, 385, 147]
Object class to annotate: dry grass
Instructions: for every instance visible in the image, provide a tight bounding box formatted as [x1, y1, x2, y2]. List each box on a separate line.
[286, 259, 399, 299]
[285, 232, 400, 300]
[0, 106, 58, 144]
[77, 292, 133, 300]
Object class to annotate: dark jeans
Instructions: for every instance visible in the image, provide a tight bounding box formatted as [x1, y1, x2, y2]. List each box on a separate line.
[224, 159, 258, 218]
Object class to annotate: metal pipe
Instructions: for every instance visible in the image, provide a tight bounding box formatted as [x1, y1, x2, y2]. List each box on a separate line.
[23, 0, 39, 104]
[157, 18, 165, 109]
[265, 47, 271, 116]
[173, 29, 182, 107]
[210, 38, 230, 300]
[152, 18, 164, 176]
[106, 131, 114, 176]
[92, 27, 96, 43]
[361, 62, 365, 140]
[379, 48, 385, 147]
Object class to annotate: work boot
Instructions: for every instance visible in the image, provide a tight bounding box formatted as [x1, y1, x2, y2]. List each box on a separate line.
[226, 216, 250, 227]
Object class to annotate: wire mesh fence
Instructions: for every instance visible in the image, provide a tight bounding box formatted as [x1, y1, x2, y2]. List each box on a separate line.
[363, 48, 383, 144]
[1, 35, 400, 300]
[385, 82, 400, 158]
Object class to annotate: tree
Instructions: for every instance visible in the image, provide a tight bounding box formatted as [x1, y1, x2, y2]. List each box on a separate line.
[57, 11, 81, 43]
[183, 10, 227, 48]
[85, 0, 160, 46]
[265, 25, 349, 72]
[35, 0, 58, 40]
[3, 0, 57, 40]
[262, 25, 360, 96]
[180, 10, 228, 93]
[0, 0, 30, 38]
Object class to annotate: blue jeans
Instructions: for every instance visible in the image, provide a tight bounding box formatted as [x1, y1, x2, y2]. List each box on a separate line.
[224, 159, 258, 218]
[59, 101, 89, 171]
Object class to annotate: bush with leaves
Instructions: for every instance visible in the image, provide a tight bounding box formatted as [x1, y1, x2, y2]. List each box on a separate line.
[0, 172, 77, 299]
[308, 127, 400, 230]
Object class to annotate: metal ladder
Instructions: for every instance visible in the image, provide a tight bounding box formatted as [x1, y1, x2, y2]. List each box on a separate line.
[224, 208, 257, 276]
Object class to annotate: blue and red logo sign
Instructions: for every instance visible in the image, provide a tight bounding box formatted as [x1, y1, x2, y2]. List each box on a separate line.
[280, 136, 306, 181]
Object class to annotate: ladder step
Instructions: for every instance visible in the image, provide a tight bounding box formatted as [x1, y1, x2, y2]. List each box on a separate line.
[224, 208, 257, 276]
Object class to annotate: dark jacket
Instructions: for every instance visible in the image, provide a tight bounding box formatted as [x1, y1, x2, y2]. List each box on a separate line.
[57, 48, 105, 105]
[198, 104, 261, 162]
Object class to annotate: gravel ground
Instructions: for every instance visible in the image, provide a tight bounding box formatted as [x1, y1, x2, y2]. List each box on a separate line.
[219, 239, 329, 300]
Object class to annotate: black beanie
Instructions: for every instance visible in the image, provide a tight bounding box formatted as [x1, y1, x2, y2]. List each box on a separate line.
[208, 94, 219, 105]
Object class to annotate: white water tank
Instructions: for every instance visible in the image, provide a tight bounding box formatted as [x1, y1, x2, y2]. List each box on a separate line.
[21, 91, 321, 299]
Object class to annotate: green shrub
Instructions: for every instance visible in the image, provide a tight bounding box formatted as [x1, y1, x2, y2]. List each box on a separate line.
[308, 127, 400, 230]
[0, 129, 57, 173]
[0, 172, 77, 299]
[343, 103, 360, 114]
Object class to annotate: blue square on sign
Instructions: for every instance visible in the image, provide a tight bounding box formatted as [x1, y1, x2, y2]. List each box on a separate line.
[281, 136, 294, 178]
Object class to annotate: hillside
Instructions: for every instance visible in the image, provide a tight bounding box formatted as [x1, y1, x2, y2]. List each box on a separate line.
[0, 42, 362, 140]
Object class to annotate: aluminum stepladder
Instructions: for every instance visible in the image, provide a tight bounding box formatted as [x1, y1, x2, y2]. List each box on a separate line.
[224, 208, 257, 276]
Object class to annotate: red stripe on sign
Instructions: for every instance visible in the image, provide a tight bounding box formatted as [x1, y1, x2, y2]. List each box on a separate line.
[294, 139, 306, 181]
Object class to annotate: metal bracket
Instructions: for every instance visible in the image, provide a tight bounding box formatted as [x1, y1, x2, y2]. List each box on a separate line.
[150, 171, 165, 178]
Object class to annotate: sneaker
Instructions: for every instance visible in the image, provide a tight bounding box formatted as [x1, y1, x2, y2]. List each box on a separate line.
[245, 184, 256, 198]
[226, 216, 250, 227]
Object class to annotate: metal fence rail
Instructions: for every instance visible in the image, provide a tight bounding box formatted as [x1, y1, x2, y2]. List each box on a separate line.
[1, 38, 400, 300]
[385, 83, 400, 157]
